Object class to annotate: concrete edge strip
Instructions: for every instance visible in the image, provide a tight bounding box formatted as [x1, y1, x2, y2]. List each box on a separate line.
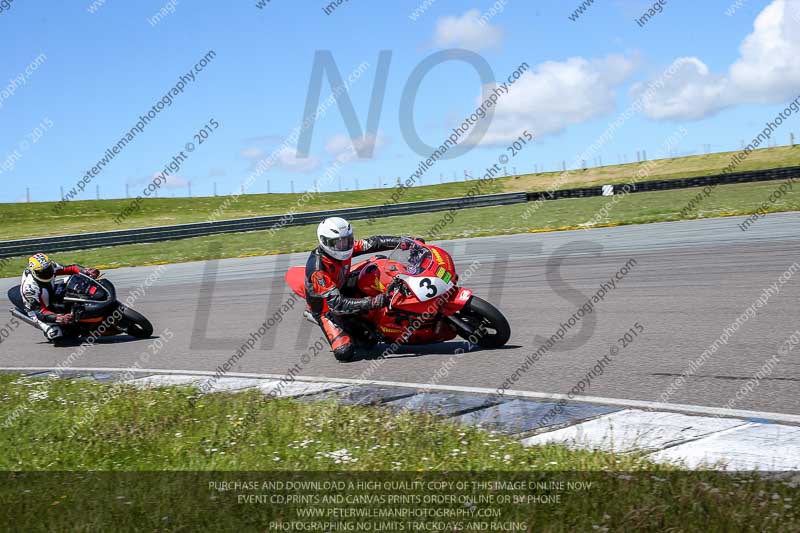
[3, 366, 799, 425]
[4, 366, 799, 470]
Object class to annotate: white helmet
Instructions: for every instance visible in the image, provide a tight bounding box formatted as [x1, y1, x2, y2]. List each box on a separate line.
[317, 217, 354, 260]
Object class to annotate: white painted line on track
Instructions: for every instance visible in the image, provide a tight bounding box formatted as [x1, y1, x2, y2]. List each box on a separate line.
[4, 366, 800, 425]
[129, 375, 206, 387]
[257, 380, 346, 398]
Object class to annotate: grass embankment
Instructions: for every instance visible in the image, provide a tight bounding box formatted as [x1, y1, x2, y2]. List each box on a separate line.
[0, 375, 797, 531]
[0, 374, 637, 471]
[1, 145, 798, 241]
[1, 178, 798, 278]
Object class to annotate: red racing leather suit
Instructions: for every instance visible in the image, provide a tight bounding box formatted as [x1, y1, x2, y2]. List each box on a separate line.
[304, 235, 402, 317]
[304, 235, 401, 359]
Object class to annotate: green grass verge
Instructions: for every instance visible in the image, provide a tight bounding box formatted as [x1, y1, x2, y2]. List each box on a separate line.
[1, 145, 799, 240]
[0, 375, 797, 531]
[1, 178, 797, 279]
[0, 374, 643, 471]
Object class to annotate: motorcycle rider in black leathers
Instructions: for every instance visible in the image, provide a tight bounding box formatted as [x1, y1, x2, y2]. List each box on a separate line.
[19, 253, 99, 343]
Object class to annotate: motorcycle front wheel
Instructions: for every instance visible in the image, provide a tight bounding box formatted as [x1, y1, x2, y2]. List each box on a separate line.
[118, 305, 154, 338]
[452, 296, 510, 349]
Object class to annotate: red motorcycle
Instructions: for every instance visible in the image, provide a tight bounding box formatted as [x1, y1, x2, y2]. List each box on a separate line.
[285, 238, 510, 358]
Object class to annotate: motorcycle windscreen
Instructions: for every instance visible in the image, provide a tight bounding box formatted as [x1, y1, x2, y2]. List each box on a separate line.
[64, 276, 110, 302]
[386, 244, 436, 277]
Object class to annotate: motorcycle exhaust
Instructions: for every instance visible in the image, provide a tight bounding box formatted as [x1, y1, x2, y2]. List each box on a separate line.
[9, 308, 37, 328]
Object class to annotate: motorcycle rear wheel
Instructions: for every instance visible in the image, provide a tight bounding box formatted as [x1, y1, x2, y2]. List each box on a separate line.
[452, 296, 510, 349]
[119, 306, 154, 338]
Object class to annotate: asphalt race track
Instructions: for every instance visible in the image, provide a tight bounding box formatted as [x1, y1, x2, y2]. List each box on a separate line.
[2, 213, 799, 415]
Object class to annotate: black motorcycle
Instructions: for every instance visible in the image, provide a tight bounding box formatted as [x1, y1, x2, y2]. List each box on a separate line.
[8, 273, 153, 341]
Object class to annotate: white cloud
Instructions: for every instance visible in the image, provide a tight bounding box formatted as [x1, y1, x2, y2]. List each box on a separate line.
[272, 146, 320, 173]
[433, 10, 503, 51]
[631, 57, 729, 120]
[325, 131, 389, 162]
[730, 0, 800, 101]
[240, 147, 264, 159]
[240, 145, 320, 173]
[479, 54, 638, 144]
[159, 174, 189, 189]
[637, 0, 800, 120]
[127, 173, 189, 189]
[243, 134, 284, 144]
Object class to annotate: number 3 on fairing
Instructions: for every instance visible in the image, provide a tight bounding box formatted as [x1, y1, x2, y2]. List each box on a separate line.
[419, 278, 437, 298]
[406, 275, 452, 301]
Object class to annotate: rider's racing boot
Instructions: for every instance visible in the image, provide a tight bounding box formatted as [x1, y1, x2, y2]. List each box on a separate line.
[320, 313, 354, 362]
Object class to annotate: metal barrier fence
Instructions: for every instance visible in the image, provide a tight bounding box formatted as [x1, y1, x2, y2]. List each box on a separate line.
[1, 165, 798, 259]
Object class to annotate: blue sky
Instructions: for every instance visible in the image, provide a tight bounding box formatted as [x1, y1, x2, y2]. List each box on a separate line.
[0, 0, 798, 203]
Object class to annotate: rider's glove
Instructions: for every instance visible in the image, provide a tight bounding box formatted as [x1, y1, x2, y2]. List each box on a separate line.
[370, 293, 390, 309]
[55, 313, 74, 325]
[399, 237, 426, 250]
[83, 268, 100, 279]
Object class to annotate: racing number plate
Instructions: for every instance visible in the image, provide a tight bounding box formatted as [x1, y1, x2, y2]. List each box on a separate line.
[406, 275, 453, 302]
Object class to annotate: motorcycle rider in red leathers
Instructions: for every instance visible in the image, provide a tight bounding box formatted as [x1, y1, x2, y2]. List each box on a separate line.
[305, 217, 403, 362]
